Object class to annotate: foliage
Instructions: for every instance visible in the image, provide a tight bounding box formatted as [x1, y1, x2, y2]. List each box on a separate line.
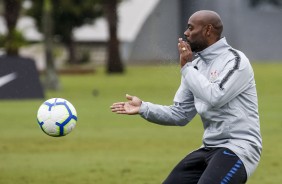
[0, 29, 27, 52]
[28, 0, 124, 70]
[28, 0, 102, 42]
[28, 0, 103, 64]
[0, 63, 281, 184]
[0, 0, 24, 55]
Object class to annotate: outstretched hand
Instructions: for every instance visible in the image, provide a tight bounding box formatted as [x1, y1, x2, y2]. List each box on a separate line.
[110, 94, 142, 115]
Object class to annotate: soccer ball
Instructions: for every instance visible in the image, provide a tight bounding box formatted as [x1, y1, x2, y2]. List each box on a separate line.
[37, 98, 77, 137]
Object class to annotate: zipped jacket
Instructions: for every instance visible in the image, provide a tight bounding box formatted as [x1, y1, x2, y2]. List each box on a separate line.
[139, 37, 262, 179]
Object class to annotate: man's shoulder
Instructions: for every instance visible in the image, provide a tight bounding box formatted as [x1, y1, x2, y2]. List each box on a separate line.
[223, 48, 253, 73]
[224, 47, 250, 65]
[227, 47, 248, 59]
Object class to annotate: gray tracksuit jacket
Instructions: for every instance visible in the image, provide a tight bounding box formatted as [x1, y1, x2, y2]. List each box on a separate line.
[139, 37, 262, 179]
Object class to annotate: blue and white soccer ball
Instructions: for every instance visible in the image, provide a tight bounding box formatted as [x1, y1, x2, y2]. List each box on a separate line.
[37, 98, 77, 137]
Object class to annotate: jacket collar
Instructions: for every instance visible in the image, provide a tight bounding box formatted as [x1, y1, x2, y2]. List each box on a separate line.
[196, 37, 230, 63]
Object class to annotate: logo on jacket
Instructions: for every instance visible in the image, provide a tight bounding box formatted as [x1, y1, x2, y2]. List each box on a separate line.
[209, 70, 218, 82]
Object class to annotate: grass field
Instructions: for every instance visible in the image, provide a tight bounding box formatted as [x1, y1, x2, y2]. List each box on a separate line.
[0, 63, 281, 184]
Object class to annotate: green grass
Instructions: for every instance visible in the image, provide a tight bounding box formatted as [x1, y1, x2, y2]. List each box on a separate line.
[0, 63, 281, 184]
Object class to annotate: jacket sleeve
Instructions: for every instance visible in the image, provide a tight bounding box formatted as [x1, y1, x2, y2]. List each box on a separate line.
[139, 76, 197, 126]
[181, 52, 253, 108]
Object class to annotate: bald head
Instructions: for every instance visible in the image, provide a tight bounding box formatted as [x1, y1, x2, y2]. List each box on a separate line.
[190, 10, 223, 39]
[184, 10, 224, 52]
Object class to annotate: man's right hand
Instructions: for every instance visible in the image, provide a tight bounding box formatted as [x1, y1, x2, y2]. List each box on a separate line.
[110, 94, 142, 115]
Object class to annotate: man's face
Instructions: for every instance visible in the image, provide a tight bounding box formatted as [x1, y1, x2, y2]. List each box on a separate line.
[184, 16, 209, 52]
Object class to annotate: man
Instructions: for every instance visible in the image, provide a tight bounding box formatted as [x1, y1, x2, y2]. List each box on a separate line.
[111, 10, 262, 184]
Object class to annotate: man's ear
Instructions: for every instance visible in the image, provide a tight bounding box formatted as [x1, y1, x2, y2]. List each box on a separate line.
[206, 24, 213, 36]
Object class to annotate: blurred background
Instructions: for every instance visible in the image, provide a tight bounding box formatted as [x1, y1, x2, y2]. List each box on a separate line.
[1, 0, 282, 81]
[0, 0, 281, 183]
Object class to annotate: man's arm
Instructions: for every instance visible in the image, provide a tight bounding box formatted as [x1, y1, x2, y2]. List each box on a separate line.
[111, 79, 197, 126]
[139, 80, 197, 126]
[110, 38, 197, 125]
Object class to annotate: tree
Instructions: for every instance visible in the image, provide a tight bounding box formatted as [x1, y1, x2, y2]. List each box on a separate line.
[28, 0, 103, 64]
[1, 0, 23, 55]
[103, 0, 124, 73]
[42, 0, 60, 90]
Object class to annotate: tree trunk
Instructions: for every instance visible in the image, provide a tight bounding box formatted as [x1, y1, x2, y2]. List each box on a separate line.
[104, 0, 124, 73]
[65, 38, 77, 65]
[43, 0, 60, 90]
[3, 0, 21, 55]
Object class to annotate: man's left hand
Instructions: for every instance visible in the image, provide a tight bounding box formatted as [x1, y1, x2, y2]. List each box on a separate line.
[178, 38, 193, 68]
